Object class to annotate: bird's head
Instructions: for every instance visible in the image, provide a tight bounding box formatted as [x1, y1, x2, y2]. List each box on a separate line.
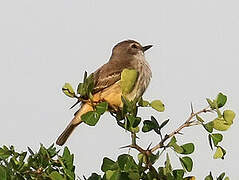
[112, 40, 153, 58]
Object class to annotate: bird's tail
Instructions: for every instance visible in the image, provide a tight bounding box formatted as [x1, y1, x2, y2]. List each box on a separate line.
[56, 103, 93, 146]
[56, 82, 123, 146]
[56, 121, 78, 146]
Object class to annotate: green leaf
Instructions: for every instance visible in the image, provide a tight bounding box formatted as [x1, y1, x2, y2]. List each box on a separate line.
[213, 118, 231, 131]
[126, 115, 141, 129]
[158, 167, 164, 175]
[150, 100, 165, 112]
[137, 153, 144, 164]
[169, 136, 177, 144]
[47, 144, 58, 158]
[0, 166, 7, 180]
[179, 156, 193, 172]
[181, 143, 195, 154]
[206, 98, 216, 109]
[172, 169, 184, 179]
[142, 120, 156, 132]
[203, 121, 213, 133]
[208, 134, 213, 150]
[153, 118, 169, 136]
[121, 96, 137, 114]
[77, 83, 84, 95]
[96, 102, 108, 115]
[204, 172, 213, 180]
[62, 147, 74, 171]
[120, 69, 138, 95]
[49, 171, 64, 180]
[148, 151, 160, 165]
[77, 72, 94, 97]
[164, 153, 172, 175]
[138, 97, 150, 107]
[81, 111, 100, 126]
[171, 143, 184, 154]
[151, 116, 160, 128]
[85, 73, 95, 94]
[105, 170, 120, 180]
[63, 168, 75, 179]
[0, 147, 11, 159]
[211, 133, 223, 146]
[101, 157, 118, 172]
[127, 115, 135, 128]
[216, 93, 227, 108]
[19, 151, 27, 162]
[217, 172, 225, 180]
[87, 173, 101, 180]
[158, 119, 169, 130]
[27, 146, 34, 155]
[117, 154, 137, 172]
[128, 172, 140, 180]
[83, 71, 87, 82]
[223, 110, 235, 125]
[124, 117, 129, 131]
[168, 137, 184, 154]
[130, 126, 140, 133]
[62, 83, 75, 98]
[147, 170, 159, 180]
[150, 116, 161, 134]
[118, 154, 129, 171]
[213, 146, 226, 159]
[196, 115, 204, 123]
[133, 117, 141, 128]
[184, 176, 196, 180]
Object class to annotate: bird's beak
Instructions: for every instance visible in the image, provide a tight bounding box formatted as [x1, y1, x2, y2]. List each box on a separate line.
[142, 45, 153, 52]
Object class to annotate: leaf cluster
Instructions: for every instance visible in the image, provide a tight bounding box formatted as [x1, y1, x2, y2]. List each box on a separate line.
[0, 144, 75, 180]
[87, 153, 195, 180]
[205, 172, 229, 180]
[62, 71, 94, 101]
[199, 93, 235, 159]
[205, 93, 235, 132]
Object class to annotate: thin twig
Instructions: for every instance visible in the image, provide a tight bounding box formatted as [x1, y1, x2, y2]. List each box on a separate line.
[150, 107, 211, 153]
[190, 102, 194, 115]
[119, 104, 212, 174]
[121, 144, 145, 154]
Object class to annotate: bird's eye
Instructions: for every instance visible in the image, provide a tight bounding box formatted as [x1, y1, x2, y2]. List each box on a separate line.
[131, 44, 138, 49]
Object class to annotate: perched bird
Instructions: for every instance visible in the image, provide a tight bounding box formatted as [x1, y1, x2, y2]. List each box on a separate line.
[56, 40, 152, 146]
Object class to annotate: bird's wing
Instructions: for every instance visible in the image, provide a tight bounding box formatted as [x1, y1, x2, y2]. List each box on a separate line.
[93, 59, 134, 93]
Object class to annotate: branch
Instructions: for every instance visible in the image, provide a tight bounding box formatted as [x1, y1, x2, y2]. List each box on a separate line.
[120, 144, 145, 154]
[150, 106, 211, 153]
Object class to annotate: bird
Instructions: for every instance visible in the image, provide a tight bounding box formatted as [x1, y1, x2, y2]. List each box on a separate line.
[56, 40, 152, 146]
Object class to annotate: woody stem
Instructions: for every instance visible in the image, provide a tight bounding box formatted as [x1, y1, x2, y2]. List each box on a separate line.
[150, 107, 211, 153]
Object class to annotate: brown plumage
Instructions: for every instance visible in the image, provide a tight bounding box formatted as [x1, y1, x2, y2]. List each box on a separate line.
[56, 40, 152, 146]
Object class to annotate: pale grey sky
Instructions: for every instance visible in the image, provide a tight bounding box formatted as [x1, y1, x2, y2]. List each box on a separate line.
[0, 0, 238, 179]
